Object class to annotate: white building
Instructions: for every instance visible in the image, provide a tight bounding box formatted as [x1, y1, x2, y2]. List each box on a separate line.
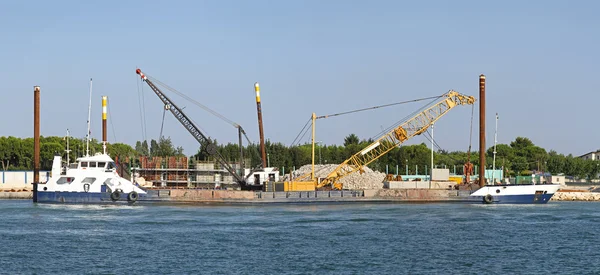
[545, 175, 566, 185]
[579, 151, 600, 160]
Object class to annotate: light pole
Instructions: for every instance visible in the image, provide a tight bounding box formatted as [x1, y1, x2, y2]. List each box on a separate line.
[492, 113, 498, 184]
[267, 153, 270, 167]
[316, 141, 322, 165]
[430, 123, 434, 188]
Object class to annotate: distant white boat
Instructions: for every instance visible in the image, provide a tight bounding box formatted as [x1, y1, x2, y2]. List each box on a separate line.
[469, 183, 560, 204]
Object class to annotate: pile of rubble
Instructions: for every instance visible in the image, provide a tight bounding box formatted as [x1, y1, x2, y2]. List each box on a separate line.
[551, 191, 600, 201]
[285, 164, 386, 190]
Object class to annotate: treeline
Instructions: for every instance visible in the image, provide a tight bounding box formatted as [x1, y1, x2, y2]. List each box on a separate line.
[215, 135, 599, 179]
[1, 135, 598, 180]
[0, 136, 182, 171]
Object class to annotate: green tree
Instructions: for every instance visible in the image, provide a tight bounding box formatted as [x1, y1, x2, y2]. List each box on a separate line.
[135, 140, 149, 156]
[546, 150, 565, 175]
[343, 134, 359, 147]
[510, 137, 534, 150]
[109, 143, 137, 160]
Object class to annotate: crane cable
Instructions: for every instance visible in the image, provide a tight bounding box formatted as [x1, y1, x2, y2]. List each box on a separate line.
[290, 116, 312, 147]
[147, 75, 257, 144]
[107, 100, 117, 142]
[466, 104, 475, 159]
[147, 75, 240, 128]
[159, 107, 167, 140]
[144, 74, 261, 161]
[315, 95, 442, 120]
[370, 95, 444, 141]
[420, 104, 480, 166]
[290, 95, 444, 146]
[300, 120, 313, 145]
[136, 76, 148, 143]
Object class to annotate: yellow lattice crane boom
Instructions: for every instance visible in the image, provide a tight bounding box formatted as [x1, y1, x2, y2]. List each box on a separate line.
[319, 90, 476, 190]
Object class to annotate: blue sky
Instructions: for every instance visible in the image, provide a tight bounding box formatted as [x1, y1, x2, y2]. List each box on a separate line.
[1, 0, 598, 157]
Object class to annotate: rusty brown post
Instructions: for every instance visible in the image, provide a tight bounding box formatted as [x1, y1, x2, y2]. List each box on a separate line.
[479, 74, 486, 187]
[254, 82, 267, 168]
[33, 86, 40, 202]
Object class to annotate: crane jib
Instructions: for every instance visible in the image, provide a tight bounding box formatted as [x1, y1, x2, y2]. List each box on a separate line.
[317, 90, 476, 190]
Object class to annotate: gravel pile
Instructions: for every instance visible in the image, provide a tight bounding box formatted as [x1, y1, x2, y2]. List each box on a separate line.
[285, 164, 386, 190]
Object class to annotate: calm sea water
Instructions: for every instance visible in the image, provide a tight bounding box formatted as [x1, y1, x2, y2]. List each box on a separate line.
[1, 200, 599, 274]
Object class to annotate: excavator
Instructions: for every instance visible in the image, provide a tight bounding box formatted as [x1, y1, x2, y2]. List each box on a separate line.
[136, 68, 263, 190]
[289, 90, 476, 190]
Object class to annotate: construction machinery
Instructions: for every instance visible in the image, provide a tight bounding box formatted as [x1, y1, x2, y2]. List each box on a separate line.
[287, 90, 476, 190]
[136, 68, 263, 190]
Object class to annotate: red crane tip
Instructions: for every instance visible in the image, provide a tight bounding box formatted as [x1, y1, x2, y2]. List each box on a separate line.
[136, 68, 142, 74]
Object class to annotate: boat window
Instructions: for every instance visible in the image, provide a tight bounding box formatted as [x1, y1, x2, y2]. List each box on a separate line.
[104, 178, 118, 186]
[57, 177, 75, 184]
[82, 177, 96, 184]
[69, 163, 78, 169]
[81, 162, 88, 168]
[89, 162, 97, 168]
[97, 162, 106, 168]
[107, 162, 116, 170]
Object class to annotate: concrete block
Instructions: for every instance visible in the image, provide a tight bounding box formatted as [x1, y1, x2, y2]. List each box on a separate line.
[301, 191, 316, 198]
[363, 189, 378, 197]
[316, 191, 330, 198]
[342, 191, 356, 197]
[0, 191, 32, 199]
[432, 169, 449, 181]
[329, 191, 342, 197]
[274, 192, 287, 198]
[388, 181, 413, 189]
[415, 182, 429, 189]
[213, 190, 254, 199]
[286, 192, 301, 198]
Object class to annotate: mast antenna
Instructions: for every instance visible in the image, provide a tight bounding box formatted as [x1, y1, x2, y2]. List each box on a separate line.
[65, 129, 71, 165]
[86, 78, 93, 156]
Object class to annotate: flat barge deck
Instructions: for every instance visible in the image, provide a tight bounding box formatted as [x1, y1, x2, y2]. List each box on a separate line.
[138, 188, 475, 204]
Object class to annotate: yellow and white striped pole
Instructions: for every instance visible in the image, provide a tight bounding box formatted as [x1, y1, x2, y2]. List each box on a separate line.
[102, 96, 107, 154]
[255, 82, 267, 169]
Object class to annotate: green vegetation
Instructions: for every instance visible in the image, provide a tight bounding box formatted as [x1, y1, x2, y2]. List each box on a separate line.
[0, 136, 181, 171]
[0, 135, 597, 180]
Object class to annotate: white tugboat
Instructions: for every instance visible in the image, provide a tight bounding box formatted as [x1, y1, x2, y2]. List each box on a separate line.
[36, 153, 146, 203]
[469, 182, 560, 204]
